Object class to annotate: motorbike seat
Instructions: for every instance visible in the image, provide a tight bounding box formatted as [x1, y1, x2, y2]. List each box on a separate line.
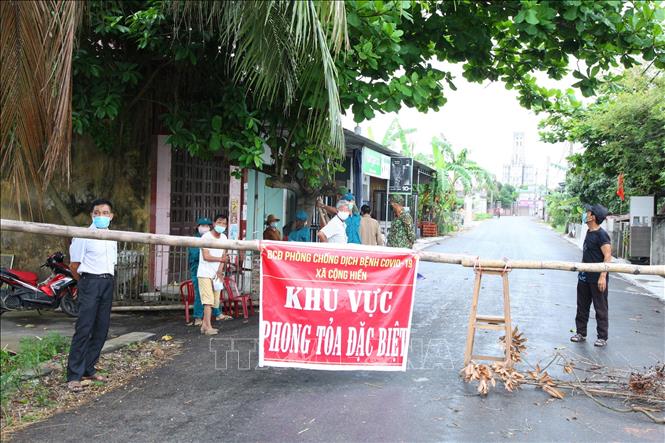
[5, 269, 39, 287]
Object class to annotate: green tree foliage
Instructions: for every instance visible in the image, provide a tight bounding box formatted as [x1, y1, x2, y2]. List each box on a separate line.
[66, 0, 349, 198]
[379, 118, 432, 166]
[540, 68, 665, 213]
[341, 0, 665, 125]
[6, 0, 663, 212]
[2, 0, 348, 207]
[545, 190, 581, 229]
[430, 136, 493, 197]
[415, 135, 493, 232]
[381, 118, 417, 156]
[496, 183, 519, 209]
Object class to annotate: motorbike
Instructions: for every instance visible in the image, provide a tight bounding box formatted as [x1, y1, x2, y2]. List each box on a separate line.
[0, 252, 79, 317]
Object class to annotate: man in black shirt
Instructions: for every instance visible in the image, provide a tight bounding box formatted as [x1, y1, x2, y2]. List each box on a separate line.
[571, 204, 612, 347]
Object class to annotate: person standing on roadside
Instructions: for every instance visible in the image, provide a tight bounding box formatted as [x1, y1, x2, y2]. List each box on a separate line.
[288, 210, 311, 242]
[318, 193, 361, 244]
[66, 199, 118, 392]
[263, 214, 282, 241]
[387, 194, 416, 248]
[188, 217, 229, 326]
[317, 200, 351, 244]
[198, 213, 230, 335]
[360, 204, 382, 246]
[570, 204, 612, 347]
[342, 193, 362, 244]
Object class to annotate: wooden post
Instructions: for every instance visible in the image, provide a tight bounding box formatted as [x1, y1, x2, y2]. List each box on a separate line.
[501, 272, 512, 366]
[464, 268, 513, 366]
[463, 271, 483, 365]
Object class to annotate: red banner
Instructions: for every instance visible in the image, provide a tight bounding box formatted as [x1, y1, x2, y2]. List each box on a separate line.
[259, 242, 419, 371]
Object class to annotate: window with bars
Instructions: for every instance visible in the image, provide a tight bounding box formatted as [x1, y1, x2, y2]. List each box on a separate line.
[170, 150, 230, 235]
[168, 149, 230, 282]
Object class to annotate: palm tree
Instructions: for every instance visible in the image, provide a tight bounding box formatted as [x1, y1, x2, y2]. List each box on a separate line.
[430, 135, 493, 207]
[1, 1, 347, 210]
[381, 118, 416, 156]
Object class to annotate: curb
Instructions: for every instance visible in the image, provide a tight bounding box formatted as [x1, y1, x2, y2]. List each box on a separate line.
[414, 235, 450, 251]
[21, 332, 156, 380]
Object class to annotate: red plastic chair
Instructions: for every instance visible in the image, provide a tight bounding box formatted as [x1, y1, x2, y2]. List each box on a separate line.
[222, 256, 254, 322]
[179, 280, 195, 324]
[222, 276, 254, 322]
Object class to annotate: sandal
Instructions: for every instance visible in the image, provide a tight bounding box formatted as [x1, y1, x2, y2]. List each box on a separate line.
[82, 374, 108, 382]
[193, 319, 203, 327]
[200, 327, 219, 335]
[67, 381, 85, 392]
[570, 333, 586, 343]
[216, 314, 233, 321]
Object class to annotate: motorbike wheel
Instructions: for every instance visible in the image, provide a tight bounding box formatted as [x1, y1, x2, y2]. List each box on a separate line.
[60, 289, 79, 317]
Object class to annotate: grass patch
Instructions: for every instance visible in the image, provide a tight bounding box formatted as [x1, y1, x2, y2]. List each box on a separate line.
[1, 338, 182, 439]
[549, 223, 566, 234]
[1, 334, 70, 414]
[473, 213, 493, 221]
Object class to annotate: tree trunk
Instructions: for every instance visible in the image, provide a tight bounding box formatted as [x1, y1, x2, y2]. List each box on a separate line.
[296, 192, 319, 225]
[46, 185, 76, 226]
[265, 175, 320, 227]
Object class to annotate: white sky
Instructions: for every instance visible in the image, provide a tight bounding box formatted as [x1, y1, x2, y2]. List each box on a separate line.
[342, 62, 579, 189]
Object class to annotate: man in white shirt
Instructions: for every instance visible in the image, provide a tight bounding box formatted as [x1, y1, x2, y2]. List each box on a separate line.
[198, 213, 229, 335]
[66, 199, 118, 392]
[318, 200, 351, 244]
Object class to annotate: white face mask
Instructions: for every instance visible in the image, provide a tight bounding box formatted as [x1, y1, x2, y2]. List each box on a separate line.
[198, 226, 210, 235]
[338, 211, 350, 221]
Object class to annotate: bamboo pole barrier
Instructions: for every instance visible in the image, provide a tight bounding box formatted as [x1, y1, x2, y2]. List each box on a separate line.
[1, 219, 664, 276]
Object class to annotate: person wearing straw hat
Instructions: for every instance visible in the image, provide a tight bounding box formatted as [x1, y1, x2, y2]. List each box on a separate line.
[571, 203, 612, 347]
[387, 194, 415, 248]
[263, 214, 282, 241]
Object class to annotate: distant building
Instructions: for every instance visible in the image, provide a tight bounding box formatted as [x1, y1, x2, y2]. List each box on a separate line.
[502, 132, 536, 188]
[502, 132, 539, 215]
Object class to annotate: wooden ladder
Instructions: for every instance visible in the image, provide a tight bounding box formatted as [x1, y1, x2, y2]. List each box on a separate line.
[464, 266, 513, 366]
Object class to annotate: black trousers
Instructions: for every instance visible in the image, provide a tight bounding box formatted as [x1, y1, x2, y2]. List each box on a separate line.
[67, 275, 114, 381]
[575, 279, 609, 340]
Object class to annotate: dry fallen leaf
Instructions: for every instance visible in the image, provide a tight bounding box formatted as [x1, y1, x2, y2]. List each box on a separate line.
[499, 326, 528, 363]
[542, 385, 565, 399]
[161, 335, 173, 341]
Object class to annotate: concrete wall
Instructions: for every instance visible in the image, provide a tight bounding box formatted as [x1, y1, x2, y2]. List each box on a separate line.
[1, 136, 152, 274]
[652, 216, 665, 265]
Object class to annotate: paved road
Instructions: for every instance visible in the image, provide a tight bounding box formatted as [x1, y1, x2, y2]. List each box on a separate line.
[0, 311, 173, 353]
[12, 217, 665, 442]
